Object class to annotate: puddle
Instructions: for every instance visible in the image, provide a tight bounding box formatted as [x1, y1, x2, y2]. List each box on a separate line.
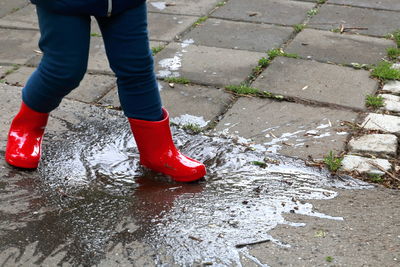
[0, 112, 371, 266]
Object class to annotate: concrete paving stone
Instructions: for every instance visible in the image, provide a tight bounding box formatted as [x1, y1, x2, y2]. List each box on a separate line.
[67, 74, 116, 103]
[0, 4, 102, 33]
[361, 113, 400, 134]
[0, 84, 22, 144]
[214, 97, 357, 160]
[154, 42, 264, 86]
[328, 0, 400, 12]
[382, 81, 400, 95]
[2, 66, 33, 86]
[308, 4, 400, 37]
[3, 66, 116, 103]
[147, 0, 220, 16]
[0, 29, 40, 65]
[380, 94, 400, 113]
[250, 188, 400, 266]
[348, 134, 398, 157]
[285, 29, 394, 65]
[98, 81, 233, 126]
[0, 4, 37, 30]
[182, 18, 293, 52]
[0, 65, 14, 78]
[252, 57, 378, 110]
[211, 0, 314, 26]
[148, 13, 198, 42]
[341, 155, 391, 175]
[0, 0, 28, 18]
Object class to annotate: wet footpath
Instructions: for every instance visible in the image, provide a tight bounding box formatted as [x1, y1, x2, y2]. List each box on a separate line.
[1, 0, 400, 266]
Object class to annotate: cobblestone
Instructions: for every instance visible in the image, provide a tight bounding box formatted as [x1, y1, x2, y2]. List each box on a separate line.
[361, 113, 400, 134]
[341, 155, 392, 175]
[348, 134, 398, 157]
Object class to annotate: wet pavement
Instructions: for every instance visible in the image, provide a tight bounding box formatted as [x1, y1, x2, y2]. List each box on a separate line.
[1, 0, 400, 266]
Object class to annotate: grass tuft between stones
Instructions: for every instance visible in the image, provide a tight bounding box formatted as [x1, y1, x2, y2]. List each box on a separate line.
[164, 77, 191, 84]
[368, 173, 384, 183]
[267, 48, 299, 60]
[225, 85, 284, 100]
[182, 123, 202, 134]
[371, 61, 400, 80]
[323, 151, 342, 172]
[151, 45, 165, 56]
[387, 47, 400, 60]
[293, 24, 306, 33]
[194, 16, 208, 26]
[365, 95, 385, 108]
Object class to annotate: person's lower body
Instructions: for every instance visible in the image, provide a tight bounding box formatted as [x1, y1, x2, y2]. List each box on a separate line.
[5, 3, 206, 181]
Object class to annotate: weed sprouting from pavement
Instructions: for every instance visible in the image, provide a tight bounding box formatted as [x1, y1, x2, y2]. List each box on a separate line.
[386, 30, 400, 47]
[164, 77, 191, 84]
[182, 123, 202, 134]
[225, 85, 284, 100]
[365, 95, 385, 108]
[90, 33, 102, 37]
[387, 47, 400, 60]
[323, 151, 342, 172]
[226, 85, 260, 95]
[368, 173, 384, 183]
[371, 61, 400, 80]
[317, 0, 327, 4]
[251, 161, 267, 168]
[194, 16, 208, 26]
[325, 256, 334, 262]
[216, 1, 226, 7]
[267, 48, 299, 60]
[293, 24, 306, 33]
[307, 8, 318, 17]
[151, 45, 165, 55]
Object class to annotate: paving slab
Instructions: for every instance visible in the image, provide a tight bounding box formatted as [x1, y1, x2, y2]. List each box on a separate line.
[211, 0, 314, 26]
[99, 81, 233, 126]
[0, 4, 102, 33]
[309, 4, 400, 37]
[0, 0, 28, 18]
[328, 0, 400, 11]
[252, 57, 378, 110]
[147, 0, 220, 16]
[214, 97, 357, 160]
[154, 42, 264, 86]
[148, 13, 198, 42]
[0, 4, 37, 30]
[183, 18, 293, 52]
[0, 65, 13, 78]
[0, 84, 22, 144]
[0, 29, 40, 65]
[285, 29, 394, 65]
[361, 113, 400, 134]
[3, 66, 116, 103]
[341, 155, 392, 175]
[249, 188, 400, 266]
[2, 66, 33, 86]
[348, 134, 398, 157]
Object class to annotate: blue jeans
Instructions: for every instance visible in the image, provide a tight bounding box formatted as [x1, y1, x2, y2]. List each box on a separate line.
[23, 3, 163, 121]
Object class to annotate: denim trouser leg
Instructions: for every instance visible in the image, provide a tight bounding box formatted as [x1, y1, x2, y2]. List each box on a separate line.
[96, 3, 162, 121]
[23, 7, 90, 113]
[24, 4, 162, 121]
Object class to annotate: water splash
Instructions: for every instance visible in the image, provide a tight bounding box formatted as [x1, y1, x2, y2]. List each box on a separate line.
[1, 111, 371, 266]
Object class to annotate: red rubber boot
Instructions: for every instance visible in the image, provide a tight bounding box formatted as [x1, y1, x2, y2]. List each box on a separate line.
[128, 108, 206, 182]
[5, 102, 49, 169]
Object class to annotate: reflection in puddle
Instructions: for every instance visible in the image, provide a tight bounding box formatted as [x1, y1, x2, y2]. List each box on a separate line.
[0, 113, 370, 266]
